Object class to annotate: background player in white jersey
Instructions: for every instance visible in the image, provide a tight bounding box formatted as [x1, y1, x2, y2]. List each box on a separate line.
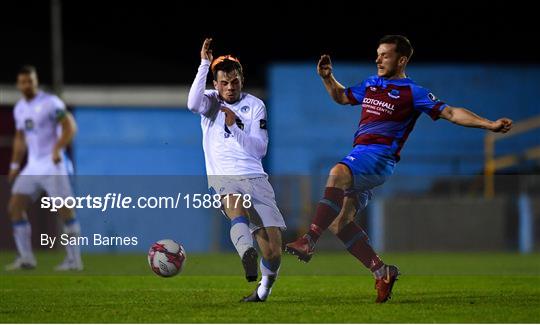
[187, 39, 285, 302]
[6, 65, 82, 271]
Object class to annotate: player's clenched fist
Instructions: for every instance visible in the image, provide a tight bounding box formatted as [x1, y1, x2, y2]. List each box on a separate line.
[317, 54, 333, 79]
[490, 118, 513, 133]
[201, 38, 213, 61]
[220, 107, 237, 126]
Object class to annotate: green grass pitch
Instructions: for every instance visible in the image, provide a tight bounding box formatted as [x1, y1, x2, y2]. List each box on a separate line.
[1, 251, 539, 323]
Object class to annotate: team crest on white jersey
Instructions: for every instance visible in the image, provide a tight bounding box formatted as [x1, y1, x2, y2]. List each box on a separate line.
[240, 106, 250, 113]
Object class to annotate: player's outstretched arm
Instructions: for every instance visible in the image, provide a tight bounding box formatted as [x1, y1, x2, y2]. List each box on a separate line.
[440, 106, 513, 133]
[53, 112, 77, 164]
[8, 130, 26, 183]
[317, 55, 350, 105]
[187, 38, 213, 114]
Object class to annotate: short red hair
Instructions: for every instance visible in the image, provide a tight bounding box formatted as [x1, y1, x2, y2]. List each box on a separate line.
[211, 55, 241, 73]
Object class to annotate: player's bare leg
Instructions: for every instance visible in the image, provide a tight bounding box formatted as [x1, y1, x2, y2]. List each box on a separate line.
[222, 194, 258, 282]
[328, 196, 399, 303]
[242, 226, 282, 302]
[55, 206, 83, 271]
[6, 194, 36, 270]
[285, 163, 351, 262]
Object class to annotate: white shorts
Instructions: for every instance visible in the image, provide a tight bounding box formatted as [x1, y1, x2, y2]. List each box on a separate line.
[208, 175, 286, 234]
[12, 155, 74, 202]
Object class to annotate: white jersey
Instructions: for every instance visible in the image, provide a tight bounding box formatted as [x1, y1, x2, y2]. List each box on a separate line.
[13, 91, 67, 164]
[187, 60, 268, 177]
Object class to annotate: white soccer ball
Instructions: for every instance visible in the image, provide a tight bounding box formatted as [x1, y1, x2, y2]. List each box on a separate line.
[147, 239, 186, 277]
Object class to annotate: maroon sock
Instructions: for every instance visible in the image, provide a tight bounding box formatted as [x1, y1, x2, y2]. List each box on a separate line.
[307, 187, 344, 242]
[337, 221, 384, 272]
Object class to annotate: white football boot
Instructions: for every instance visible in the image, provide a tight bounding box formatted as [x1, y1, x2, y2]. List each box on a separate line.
[54, 256, 84, 271]
[5, 256, 37, 271]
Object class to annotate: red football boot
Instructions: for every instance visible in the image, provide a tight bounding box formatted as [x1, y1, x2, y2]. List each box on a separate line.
[375, 264, 400, 303]
[285, 235, 314, 262]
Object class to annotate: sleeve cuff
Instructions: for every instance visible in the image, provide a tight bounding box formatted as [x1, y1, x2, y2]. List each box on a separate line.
[345, 88, 360, 105]
[229, 123, 242, 134]
[201, 59, 211, 66]
[429, 102, 447, 121]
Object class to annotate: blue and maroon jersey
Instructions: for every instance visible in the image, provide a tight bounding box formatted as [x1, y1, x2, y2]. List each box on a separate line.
[345, 75, 447, 161]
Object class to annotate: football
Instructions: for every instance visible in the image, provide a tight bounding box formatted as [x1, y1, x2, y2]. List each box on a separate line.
[147, 239, 186, 277]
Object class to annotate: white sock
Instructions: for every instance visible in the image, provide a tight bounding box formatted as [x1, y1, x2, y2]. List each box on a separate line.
[13, 220, 34, 261]
[257, 258, 281, 300]
[63, 218, 81, 263]
[230, 216, 253, 258]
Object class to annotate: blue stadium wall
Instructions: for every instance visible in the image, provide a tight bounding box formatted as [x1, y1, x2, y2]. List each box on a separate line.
[73, 108, 212, 252]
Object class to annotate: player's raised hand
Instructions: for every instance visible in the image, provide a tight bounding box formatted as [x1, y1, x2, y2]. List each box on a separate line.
[201, 38, 213, 61]
[317, 54, 333, 79]
[220, 107, 237, 127]
[490, 118, 513, 133]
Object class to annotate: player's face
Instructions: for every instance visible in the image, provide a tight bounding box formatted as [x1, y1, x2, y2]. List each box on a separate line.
[16, 73, 39, 99]
[375, 43, 403, 78]
[213, 70, 243, 103]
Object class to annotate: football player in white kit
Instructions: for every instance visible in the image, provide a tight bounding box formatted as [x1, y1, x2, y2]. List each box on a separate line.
[6, 66, 83, 271]
[187, 39, 286, 302]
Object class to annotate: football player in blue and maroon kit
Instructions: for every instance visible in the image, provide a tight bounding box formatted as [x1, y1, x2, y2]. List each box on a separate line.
[285, 35, 512, 303]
